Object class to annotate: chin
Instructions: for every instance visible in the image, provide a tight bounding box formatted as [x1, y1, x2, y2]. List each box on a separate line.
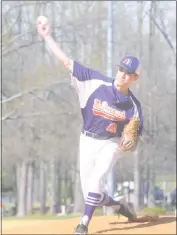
[117, 82, 124, 87]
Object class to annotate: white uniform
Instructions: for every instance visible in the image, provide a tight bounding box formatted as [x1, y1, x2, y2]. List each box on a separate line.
[71, 61, 143, 206]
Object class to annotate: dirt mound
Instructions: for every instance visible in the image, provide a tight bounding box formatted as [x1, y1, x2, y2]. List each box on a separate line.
[2, 215, 176, 234]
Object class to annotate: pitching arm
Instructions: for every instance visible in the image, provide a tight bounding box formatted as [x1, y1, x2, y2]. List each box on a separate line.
[44, 35, 73, 72]
[36, 17, 73, 73]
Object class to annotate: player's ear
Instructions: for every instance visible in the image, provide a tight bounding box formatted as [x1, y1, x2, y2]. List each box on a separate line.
[133, 74, 139, 81]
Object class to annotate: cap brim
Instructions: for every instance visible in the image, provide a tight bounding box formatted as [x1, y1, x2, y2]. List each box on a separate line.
[116, 64, 136, 74]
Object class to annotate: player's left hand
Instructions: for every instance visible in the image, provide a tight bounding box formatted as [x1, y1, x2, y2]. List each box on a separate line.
[120, 117, 139, 152]
[120, 135, 137, 152]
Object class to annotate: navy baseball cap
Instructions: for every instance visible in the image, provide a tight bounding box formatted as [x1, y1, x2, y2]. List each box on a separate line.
[118, 56, 141, 75]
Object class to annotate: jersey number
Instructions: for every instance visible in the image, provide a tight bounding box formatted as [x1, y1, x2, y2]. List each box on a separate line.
[106, 123, 117, 133]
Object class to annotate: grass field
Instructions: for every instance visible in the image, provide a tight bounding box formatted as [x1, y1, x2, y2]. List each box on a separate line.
[2, 214, 79, 220]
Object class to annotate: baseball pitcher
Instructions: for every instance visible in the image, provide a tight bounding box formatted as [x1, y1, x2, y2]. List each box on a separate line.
[36, 16, 155, 235]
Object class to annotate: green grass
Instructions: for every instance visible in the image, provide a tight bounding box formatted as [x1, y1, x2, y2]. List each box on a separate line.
[2, 208, 107, 220]
[155, 174, 176, 193]
[143, 206, 167, 215]
[2, 213, 80, 220]
[156, 181, 176, 193]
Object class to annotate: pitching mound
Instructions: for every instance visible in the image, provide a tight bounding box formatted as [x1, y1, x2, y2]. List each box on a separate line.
[2, 215, 176, 234]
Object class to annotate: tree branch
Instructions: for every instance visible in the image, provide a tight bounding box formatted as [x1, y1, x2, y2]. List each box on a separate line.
[1, 81, 69, 104]
[145, 11, 176, 56]
[2, 111, 78, 121]
[2, 110, 16, 121]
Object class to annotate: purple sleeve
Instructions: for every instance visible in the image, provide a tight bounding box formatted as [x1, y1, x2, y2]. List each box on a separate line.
[72, 60, 106, 81]
[71, 60, 111, 93]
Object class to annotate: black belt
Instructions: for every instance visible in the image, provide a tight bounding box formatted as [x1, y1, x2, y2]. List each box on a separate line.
[82, 130, 110, 140]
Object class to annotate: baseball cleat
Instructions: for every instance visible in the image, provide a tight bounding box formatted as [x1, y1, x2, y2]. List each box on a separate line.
[117, 198, 137, 222]
[74, 223, 88, 235]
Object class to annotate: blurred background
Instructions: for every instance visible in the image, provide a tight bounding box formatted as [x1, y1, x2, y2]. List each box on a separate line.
[1, 1, 176, 218]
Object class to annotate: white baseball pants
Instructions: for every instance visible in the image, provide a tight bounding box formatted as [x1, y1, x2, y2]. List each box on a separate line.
[79, 133, 121, 199]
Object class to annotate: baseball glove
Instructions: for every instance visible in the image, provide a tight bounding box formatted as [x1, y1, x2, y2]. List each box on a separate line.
[120, 117, 139, 152]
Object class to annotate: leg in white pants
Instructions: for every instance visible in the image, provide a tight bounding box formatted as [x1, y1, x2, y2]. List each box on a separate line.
[79, 133, 120, 199]
[78, 134, 136, 229]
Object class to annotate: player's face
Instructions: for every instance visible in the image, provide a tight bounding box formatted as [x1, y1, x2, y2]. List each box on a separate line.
[115, 67, 138, 87]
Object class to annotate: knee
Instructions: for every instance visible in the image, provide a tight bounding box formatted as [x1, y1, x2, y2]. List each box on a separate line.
[83, 189, 88, 200]
[80, 182, 89, 200]
[82, 179, 101, 200]
[87, 176, 102, 194]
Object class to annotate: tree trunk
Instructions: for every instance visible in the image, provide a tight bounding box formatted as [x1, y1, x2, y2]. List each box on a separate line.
[74, 150, 85, 213]
[56, 162, 62, 213]
[33, 164, 40, 204]
[50, 158, 57, 214]
[148, 154, 156, 207]
[26, 160, 34, 214]
[147, 1, 157, 208]
[64, 167, 68, 208]
[70, 177, 75, 205]
[139, 155, 145, 209]
[134, 147, 140, 210]
[137, 1, 143, 58]
[133, 1, 144, 211]
[16, 161, 28, 217]
[39, 160, 47, 214]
